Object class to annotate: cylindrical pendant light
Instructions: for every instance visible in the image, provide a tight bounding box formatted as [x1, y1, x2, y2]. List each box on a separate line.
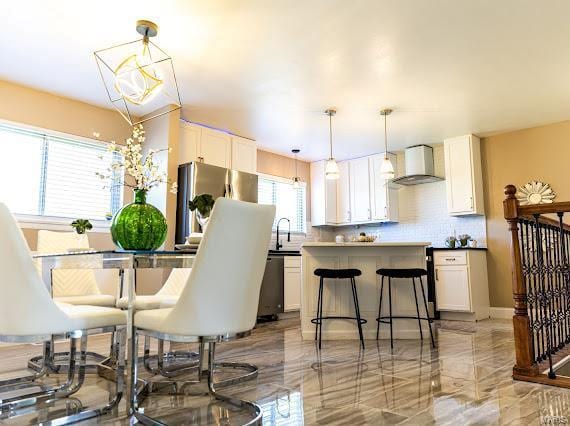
[292, 149, 301, 188]
[324, 109, 339, 180]
[379, 108, 395, 180]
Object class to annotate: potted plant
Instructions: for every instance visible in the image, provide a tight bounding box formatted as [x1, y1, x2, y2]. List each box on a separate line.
[96, 124, 177, 250]
[70, 219, 93, 234]
[458, 234, 471, 247]
[188, 194, 215, 231]
[445, 236, 457, 249]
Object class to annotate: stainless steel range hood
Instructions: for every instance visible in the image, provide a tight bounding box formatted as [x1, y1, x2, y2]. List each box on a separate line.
[392, 145, 444, 186]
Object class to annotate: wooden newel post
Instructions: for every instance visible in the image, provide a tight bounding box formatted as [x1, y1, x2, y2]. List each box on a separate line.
[504, 184, 538, 377]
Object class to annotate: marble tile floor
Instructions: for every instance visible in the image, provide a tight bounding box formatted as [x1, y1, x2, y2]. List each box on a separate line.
[1, 318, 570, 425]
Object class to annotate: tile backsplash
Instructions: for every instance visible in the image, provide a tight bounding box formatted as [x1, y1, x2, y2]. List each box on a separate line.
[336, 180, 487, 247]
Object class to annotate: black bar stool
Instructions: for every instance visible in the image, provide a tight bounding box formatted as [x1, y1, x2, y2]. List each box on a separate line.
[375, 268, 435, 349]
[311, 268, 367, 349]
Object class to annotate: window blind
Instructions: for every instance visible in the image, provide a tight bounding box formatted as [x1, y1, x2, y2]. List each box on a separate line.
[0, 123, 123, 221]
[258, 176, 306, 233]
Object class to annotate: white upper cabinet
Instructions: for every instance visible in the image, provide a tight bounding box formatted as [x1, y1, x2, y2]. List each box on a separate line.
[311, 153, 400, 227]
[310, 160, 337, 226]
[349, 157, 372, 223]
[369, 153, 399, 222]
[179, 121, 256, 173]
[199, 128, 232, 168]
[179, 122, 200, 163]
[444, 134, 485, 216]
[336, 160, 351, 224]
[231, 136, 257, 174]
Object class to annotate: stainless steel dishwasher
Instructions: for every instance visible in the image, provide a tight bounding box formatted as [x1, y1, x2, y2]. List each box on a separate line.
[257, 255, 284, 318]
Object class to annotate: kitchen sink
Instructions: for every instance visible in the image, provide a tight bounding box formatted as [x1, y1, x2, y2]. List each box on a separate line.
[267, 250, 301, 256]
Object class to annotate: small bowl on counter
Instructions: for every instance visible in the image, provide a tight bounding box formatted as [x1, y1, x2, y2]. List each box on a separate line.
[352, 233, 377, 243]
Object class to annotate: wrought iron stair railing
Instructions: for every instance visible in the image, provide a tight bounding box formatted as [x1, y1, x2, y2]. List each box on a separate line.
[504, 184, 570, 386]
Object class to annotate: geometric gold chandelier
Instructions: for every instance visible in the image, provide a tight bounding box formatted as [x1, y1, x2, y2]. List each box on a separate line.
[94, 20, 181, 126]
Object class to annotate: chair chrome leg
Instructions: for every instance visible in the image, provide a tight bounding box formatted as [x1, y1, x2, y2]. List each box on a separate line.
[206, 343, 262, 425]
[0, 336, 81, 410]
[1, 327, 127, 424]
[133, 340, 262, 426]
[0, 341, 50, 389]
[143, 337, 200, 377]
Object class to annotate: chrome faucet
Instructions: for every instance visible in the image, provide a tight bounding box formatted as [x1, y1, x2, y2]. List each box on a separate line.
[275, 217, 291, 251]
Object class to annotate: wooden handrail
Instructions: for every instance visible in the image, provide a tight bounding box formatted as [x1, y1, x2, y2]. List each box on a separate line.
[518, 201, 570, 216]
[504, 184, 539, 377]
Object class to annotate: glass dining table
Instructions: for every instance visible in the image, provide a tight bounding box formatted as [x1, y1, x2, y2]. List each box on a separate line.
[32, 249, 196, 415]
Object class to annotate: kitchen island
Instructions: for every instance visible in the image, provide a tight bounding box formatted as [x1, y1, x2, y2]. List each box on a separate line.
[301, 242, 431, 341]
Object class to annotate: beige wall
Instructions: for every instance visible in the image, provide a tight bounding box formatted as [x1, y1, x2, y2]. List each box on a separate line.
[0, 80, 132, 143]
[0, 79, 134, 249]
[257, 149, 311, 219]
[481, 120, 570, 307]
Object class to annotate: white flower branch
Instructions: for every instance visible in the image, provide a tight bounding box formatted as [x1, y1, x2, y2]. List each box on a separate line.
[96, 124, 177, 194]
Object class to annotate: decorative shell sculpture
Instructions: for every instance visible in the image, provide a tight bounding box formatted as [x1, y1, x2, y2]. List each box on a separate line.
[516, 181, 556, 205]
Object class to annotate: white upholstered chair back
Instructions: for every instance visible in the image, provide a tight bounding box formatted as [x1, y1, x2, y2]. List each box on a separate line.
[164, 198, 275, 336]
[157, 268, 192, 296]
[0, 203, 71, 336]
[37, 230, 101, 297]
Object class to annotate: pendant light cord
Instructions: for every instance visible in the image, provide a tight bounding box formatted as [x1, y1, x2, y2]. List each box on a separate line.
[295, 152, 298, 177]
[329, 112, 333, 159]
[384, 112, 388, 160]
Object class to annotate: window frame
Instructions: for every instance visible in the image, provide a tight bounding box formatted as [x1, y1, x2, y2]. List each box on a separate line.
[257, 172, 307, 235]
[0, 118, 123, 232]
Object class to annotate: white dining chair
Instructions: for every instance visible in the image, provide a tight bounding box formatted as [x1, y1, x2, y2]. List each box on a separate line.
[117, 268, 197, 377]
[131, 198, 275, 425]
[0, 203, 127, 424]
[31, 230, 118, 373]
[116, 268, 191, 310]
[36, 230, 116, 307]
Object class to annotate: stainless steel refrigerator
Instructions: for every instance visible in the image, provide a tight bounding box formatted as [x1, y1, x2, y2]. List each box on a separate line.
[175, 162, 258, 244]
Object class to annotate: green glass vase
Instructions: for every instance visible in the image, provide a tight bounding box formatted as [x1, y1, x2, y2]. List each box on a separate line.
[111, 189, 167, 250]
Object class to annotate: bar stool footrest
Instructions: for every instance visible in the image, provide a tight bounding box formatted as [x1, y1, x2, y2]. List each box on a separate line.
[311, 316, 367, 325]
[376, 316, 433, 323]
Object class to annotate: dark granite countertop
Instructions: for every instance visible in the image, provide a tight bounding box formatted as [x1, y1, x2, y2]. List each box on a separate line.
[429, 247, 488, 251]
[174, 247, 302, 256]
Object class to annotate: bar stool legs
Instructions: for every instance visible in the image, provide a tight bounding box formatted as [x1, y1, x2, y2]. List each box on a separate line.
[376, 271, 435, 349]
[312, 272, 366, 350]
[412, 277, 424, 341]
[388, 277, 394, 349]
[350, 277, 365, 350]
[314, 277, 324, 349]
[418, 276, 436, 348]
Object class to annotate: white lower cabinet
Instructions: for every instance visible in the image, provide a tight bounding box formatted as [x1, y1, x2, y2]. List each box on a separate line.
[435, 266, 471, 311]
[284, 256, 301, 311]
[434, 250, 490, 321]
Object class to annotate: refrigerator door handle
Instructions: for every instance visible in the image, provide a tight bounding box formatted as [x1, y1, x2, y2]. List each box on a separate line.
[224, 183, 232, 198]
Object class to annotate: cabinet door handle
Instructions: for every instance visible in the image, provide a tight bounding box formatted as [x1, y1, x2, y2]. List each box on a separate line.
[470, 196, 473, 209]
[435, 269, 439, 281]
[368, 208, 371, 219]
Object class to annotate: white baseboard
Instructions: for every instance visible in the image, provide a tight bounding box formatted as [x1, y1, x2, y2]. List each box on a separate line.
[490, 307, 514, 319]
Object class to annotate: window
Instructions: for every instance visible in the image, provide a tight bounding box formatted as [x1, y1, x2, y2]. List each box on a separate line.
[0, 122, 123, 221]
[258, 174, 306, 233]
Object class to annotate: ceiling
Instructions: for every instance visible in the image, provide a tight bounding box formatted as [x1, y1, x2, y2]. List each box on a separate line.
[2, 0, 570, 161]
